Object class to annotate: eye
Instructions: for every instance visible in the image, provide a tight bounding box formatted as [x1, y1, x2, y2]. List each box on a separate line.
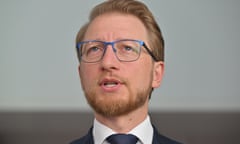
[123, 46, 134, 51]
[89, 46, 100, 52]
[82, 42, 104, 56]
[120, 44, 139, 54]
[86, 46, 102, 55]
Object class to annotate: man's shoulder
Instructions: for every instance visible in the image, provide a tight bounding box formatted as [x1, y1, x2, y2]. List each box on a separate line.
[70, 134, 92, 144]
[153, 126, 183, 144]
[70, 127, 93, 144]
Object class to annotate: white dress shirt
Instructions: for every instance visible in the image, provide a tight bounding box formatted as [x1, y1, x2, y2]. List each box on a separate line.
[93, 115, 153, 144]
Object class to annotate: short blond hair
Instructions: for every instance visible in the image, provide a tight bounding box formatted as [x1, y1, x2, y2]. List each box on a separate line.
[76, 0, 164, 62]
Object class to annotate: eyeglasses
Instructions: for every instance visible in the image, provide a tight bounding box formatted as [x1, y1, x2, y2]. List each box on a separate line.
[76, 39, 157, 63]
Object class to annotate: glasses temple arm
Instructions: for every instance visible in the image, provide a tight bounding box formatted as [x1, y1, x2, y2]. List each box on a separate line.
[143, 43, 158, 61]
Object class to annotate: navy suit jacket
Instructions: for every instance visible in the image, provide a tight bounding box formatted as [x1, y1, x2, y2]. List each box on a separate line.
[70, 126, 182, 144]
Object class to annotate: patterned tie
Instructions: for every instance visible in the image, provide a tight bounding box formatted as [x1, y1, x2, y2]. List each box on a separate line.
[106, 134, 138, 144]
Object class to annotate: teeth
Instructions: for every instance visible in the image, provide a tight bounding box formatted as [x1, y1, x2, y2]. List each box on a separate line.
[104, 82, 117, 87]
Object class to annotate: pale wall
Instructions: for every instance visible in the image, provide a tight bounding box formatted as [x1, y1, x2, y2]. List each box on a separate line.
[0, 0, 239, 112]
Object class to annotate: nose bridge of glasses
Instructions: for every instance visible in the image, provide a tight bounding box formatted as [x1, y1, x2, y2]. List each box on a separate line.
[104, 42, 117, 53]
[101, 41, 118, 61]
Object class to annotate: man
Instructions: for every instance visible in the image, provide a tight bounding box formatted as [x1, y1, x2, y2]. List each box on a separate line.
[71, 0, 182, 144]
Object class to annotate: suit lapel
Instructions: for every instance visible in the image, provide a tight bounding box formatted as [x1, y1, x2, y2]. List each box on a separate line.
[152, 126, 161, 144]
[152, 125, 181, 144]
[86, 127, 94, 144]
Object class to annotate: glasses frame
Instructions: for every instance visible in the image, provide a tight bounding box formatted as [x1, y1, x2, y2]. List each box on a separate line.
[76, 39, 158, 63]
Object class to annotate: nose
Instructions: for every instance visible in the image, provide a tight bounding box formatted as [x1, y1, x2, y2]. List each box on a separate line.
[100, 44, 119, 71]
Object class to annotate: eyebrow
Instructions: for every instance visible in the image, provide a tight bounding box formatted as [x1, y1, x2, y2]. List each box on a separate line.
[85, 37, 142, 42]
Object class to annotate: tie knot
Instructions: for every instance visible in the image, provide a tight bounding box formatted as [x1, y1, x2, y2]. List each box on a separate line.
[106, 134, 138, 144]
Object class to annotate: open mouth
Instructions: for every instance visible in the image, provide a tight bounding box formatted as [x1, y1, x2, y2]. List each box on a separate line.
[103, 81, 119, 87]
[100, 78, 122, 89]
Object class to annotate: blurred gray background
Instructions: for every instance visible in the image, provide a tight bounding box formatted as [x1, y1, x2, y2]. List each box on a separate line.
[0, 0, 240, 144]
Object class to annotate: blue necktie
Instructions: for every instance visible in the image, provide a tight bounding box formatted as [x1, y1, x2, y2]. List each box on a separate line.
[106, 134, 138, 144]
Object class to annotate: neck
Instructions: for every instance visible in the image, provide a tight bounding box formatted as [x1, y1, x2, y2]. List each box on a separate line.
[94, 100, 149, 133]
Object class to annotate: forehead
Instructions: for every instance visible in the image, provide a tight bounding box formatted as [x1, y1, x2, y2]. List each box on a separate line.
[84, 13, 148, 41]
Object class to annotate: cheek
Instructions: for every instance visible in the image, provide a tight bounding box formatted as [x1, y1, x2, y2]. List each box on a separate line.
[128, 62, 153, 87]
[79, 66, 98, 87]
[136, 71, 153, 87]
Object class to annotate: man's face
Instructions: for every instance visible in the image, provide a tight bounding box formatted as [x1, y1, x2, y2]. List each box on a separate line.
[78, 13, 163, 117]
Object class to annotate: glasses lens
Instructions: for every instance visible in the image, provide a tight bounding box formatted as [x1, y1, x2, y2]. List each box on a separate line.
[78, 40, 142, 62]
[115, 40, 141, 61]
[81, 41, 105, 62]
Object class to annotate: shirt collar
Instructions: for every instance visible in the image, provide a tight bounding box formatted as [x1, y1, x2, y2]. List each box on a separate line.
[93, 115, 153, 144]
[93, 118, 115, 144]
[128, 116, 153, 144]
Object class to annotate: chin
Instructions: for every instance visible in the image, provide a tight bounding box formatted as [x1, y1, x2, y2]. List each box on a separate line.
[88, 95, 146, 117]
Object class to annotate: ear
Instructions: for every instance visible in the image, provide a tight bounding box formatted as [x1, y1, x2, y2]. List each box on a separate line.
[152, 61, 164, 88]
